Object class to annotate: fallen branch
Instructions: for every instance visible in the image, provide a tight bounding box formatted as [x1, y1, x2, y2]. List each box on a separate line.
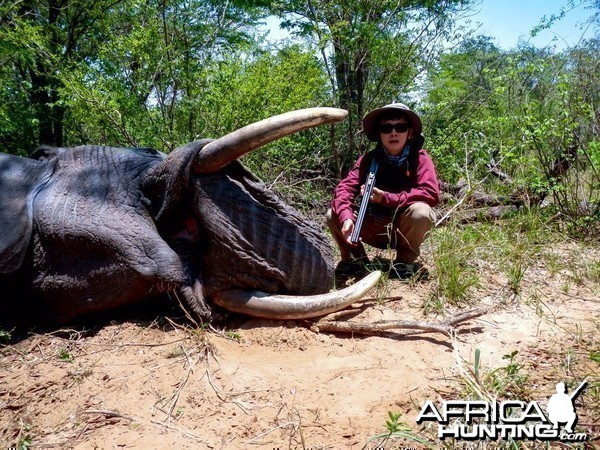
[487, 162, 514, 184]
[78, 409, 206, 444]
[435, 194, 468, 227]
[559, 291, 600, 304]
[203, 360, 265, 414]
[437, 178, 523, 226]
[150, 419, 206, 444]
[310, 307, 491, 338]
[436, 144, 583, 226]
[164, 347, 194, 421]
[81, 409, 136, 422]
[450, 205, 519, 224]
[440, 180, 519, 207]
[246, 421, 300, 445]
[436, 204, 519, 226]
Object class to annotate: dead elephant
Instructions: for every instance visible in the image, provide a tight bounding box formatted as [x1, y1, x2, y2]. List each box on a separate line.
[0, 108, 380, 324]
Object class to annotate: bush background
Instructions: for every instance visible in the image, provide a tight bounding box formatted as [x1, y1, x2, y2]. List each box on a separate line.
[0, 0, 598, 237]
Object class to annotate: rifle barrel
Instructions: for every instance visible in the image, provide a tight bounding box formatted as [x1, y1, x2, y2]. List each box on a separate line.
[569, 380, 588, 400]
[350, 159, 378, 244]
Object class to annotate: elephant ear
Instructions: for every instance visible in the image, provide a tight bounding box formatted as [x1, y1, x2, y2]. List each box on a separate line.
[0, 153, 55, 273]
[143, 139, 213, 229]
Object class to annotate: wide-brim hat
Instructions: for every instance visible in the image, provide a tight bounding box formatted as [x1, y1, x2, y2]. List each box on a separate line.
[362, 102, 423, 141]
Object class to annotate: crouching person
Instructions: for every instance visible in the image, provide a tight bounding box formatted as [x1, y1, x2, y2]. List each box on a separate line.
[327, 102, 440, 279]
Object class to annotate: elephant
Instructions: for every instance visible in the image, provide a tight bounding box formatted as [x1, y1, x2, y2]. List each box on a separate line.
[0, 108, 380, 324]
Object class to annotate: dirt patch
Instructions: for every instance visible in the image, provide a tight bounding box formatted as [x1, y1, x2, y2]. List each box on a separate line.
[1, 245, 598, 449]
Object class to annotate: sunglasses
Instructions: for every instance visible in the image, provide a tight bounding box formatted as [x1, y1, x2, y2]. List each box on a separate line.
[379, 123, 410, 134]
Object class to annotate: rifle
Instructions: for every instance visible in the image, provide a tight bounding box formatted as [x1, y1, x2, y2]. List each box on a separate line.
[569, 379, 588, 400]
[350, 158, 379, 244]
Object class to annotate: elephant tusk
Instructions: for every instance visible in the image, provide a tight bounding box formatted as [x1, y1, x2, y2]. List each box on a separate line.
[211, 270, 381, 320]
[193, 107, 348, 174]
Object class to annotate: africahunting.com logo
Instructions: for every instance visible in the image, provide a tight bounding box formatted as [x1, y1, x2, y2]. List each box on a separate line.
[416, 380, 589, 442]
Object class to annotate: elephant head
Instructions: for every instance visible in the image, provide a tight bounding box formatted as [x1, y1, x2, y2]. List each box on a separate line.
[0, 108, 380, 324]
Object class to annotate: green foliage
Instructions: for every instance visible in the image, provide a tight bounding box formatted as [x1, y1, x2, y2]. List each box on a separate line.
[423, 31, 599, 238]
[225, 330, 243, 342]
[61, 0, 271, 149]
[202, 45, 329, 140]
[15, 420, 32, 450]
[0, 328, 12, 344]
[367, 411, 435, 449]
[0, 0, 129, 151]
[427, 226, 480, 310]
[458, 349, 532, 412]
[0, 0, 597, 241]
[271, 0, 475, 176]
[58, 348, 74, 363]
[486, 351, 529, 398]
[0, 0, 269, 153]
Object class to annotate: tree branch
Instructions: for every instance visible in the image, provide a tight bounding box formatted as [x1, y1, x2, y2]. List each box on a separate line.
[310, 307, 491, 338]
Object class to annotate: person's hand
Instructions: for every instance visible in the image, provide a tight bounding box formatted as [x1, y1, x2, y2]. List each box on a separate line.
[360, 185, 384, 204]
[341, 219, 355, 244]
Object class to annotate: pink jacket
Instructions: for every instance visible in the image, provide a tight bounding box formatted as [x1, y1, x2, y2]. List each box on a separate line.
[331, 144, 440, 224]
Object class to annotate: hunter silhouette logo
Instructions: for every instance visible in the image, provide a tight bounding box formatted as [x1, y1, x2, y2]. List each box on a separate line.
[546, 380, 586, 433]
[416, 380, 589, 442]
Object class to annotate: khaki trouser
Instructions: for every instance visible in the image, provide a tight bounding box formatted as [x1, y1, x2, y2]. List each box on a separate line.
[326, 202, 435, 263]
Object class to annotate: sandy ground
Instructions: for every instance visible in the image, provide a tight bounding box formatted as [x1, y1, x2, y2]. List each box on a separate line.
[1, 244, 598, 449]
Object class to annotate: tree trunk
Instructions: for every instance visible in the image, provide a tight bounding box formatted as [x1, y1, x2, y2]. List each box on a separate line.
[25, 0, 65, 147]
[332, 41, 370, 178]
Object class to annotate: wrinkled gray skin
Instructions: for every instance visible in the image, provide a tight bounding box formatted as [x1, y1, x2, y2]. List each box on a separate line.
[0, 140, 333, 324]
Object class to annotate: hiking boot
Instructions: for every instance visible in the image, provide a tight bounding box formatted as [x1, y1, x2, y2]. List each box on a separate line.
[335, 257, 369, 276]
[389, 261, 428, 280]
